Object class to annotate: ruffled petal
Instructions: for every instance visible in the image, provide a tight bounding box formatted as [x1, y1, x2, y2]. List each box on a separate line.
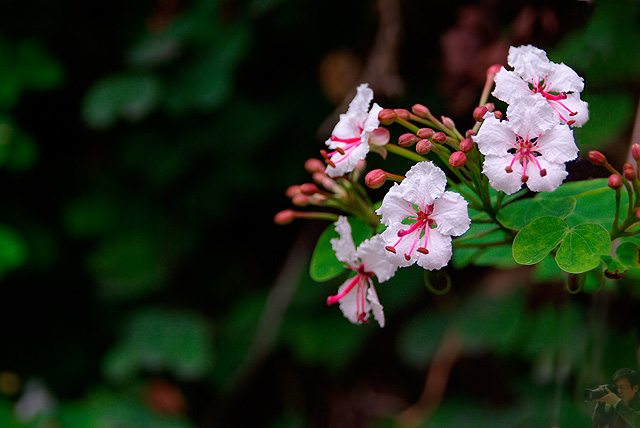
[525, 158, 568, 193]
[547, 93, 589, 128]
[545, 61, 585, 93]
[506, 95, 556, 137]
[492, 68, 531, 104]
[399, 161, 446, 208]
[483, 155, 525, 195]
[380, 223, 416, 268]
[356, 235, 397, 283]
[415, 230, 453, 271]
[508, 45, 550, 83]
[366, 283, 385, 327]
[335, 276, 361, 324]
[431, 191, 471, 237]
[473, 113, 516, 157]
[330, 216, 358, 267]
[363, 103, 383, 135]
[535, 123, 578, 164]
[377, 183, 420, 226]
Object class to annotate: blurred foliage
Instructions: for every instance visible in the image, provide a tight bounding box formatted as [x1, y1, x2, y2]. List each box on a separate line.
[0, 0, 638, 428]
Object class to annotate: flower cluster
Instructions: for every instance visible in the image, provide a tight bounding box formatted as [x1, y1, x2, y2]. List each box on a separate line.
[275, 44, 600, 326]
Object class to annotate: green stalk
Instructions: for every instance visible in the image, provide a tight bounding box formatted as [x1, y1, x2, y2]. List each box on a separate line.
[385, 143, 427, 163]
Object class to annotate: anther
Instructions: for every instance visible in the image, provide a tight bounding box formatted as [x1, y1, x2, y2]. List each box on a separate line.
[325, 159, 336, 168]
[505, 166, 513, 173]
[417, 248, 429, 254]
[335, 147, 346, 155]
[540, 169, 547, 177]
[404, 254, 411, 261]
[521, 175, 529, 183]
[385, 246, 396, 254]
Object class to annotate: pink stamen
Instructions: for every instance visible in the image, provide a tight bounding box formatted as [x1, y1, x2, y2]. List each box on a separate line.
[327, 274, 361, 305]
[330, 136, 362, 144]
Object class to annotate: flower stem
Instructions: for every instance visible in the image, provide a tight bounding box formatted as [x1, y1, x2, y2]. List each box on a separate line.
[385, 143, 428, 162]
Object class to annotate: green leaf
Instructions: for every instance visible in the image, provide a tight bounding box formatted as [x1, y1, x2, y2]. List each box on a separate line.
[497, 196, 576, 230]
[512, 217, 567, 265]
[309, 217, 371, 282]
[601, 241, 640, 278]
[556, 224, 611, 273]
[82, 74, 164, 129]
[102, 307, 213, 382]
[541, 179, 618, 228]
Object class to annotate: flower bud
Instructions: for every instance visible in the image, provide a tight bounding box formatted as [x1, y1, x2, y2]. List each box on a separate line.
[636, 207, 640, 220]
[393, 109, 411, 120]
[432, 132, 447, 144]
[398, 133, 419, 147]
[493, 111, 503, 120]
[632, 143, 640, 161]
[292, 194, 310, 206]
[588, 150, 607, 166]
[623, 163, 637, 181]
[411, 104, 430, 118]
[417, 128, 434, 139]
[484, 102, 495, 112]
[416, 139, 433, 155]
[285, 185, 301, 198]
[465, 129, 476, 138]
[369, 127, 390, 146]
[441, 116, 456, 130]
[473, 106, 488, 122]
[365, 169, 387, 189]
[299, 183, 319, 195]
[274, 209, 296, 225]
[378, 109, 397, 125]
[449, 151, 467, 169]
[304, 158, 325, 173]
[487, 64, 502, 79]
[459, 138, 474, 152]
[608, 174, 623, 189]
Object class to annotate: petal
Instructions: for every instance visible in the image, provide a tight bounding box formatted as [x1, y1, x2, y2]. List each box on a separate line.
[380, 224, 416, 268]
[545, 61, 585, 93]
[335, 276, 361, 324]
[399, 161, 446, 208]
[536, 123, 578, 164]
[483, 155, 525, 195]
[366, 283, 385, 328]
[431, 191, 471, 237]
[415, 230, 453, 271]
[377, 183, 418, 226]
[508, 45, 550, 83]
[363, 103, 383, 135]
[506, 95, 556, 137]
[348, 83, 374, 116]
[548, 94, 589, 128]
[492, 68, 531, 104]
[329, 216, 358, 266]
[325, 142, 370, 178]
[525, 158, 568, 193]
[356, 235, 397, 283]
[473, 113, 516, 157]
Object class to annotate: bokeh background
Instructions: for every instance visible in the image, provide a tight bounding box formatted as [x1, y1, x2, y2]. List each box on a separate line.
[0, 0, 639, 427]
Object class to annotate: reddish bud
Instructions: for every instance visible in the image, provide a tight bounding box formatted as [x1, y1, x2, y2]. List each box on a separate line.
[459, 138, 474, 152]
[432, 132, 447, 144]
[632, 143, 640, 161]
[285, 185, 301, 198]
[636, 207, 640, 220]
[304, 158, 325, 173]
[588, 150, 607, 166]
[465, 129, 476, 138]
[417, 128, 434, 139]
[274, 209, 296, 225]
[449, 151, 467, 169]
[365, 169, 387, 189]
[370, 127, 390, 146]
[299, 183, 319, 195]
[416, 139, 433, 155]
[484, 102, 495, 112]
[441, 116, 456, 129]
[623, 163, 637, 181]
[393, 109, 411, 120]
[398, 133, 419, 147]
[487, 64, 502, 79]
[608, 174, 623, 189]
[378, 109, 397, 125]
[292, 194, 309, 206]
[493, 111, 503, 120]
[473, 106, 488, 122]
[411, 104, 431, 118]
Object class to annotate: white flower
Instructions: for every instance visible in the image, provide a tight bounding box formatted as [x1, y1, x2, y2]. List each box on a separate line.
[493, 45, 589, 127]
[323, 83, 389, 177]
[376, 162, 470, 271]
[327, 216, 397, 327]
[473, 96, 578, 195]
